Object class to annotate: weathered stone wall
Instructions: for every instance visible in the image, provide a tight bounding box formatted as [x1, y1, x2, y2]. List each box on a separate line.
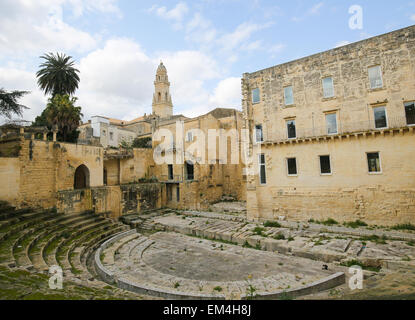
[243, 26, 415, 225]
[248, 132, 415, 225]
[152, 110, 246, 209]
[57, 183, 162, 218]
[0, 157, 20, 204]
[1, 138, 104, 209]
[120, 149, 155, 183]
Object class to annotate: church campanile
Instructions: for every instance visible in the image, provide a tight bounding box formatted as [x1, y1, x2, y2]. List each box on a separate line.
[152, 61, 173, 118]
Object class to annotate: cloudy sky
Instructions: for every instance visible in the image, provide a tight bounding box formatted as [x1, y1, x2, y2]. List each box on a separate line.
[0, 0, 414, 123]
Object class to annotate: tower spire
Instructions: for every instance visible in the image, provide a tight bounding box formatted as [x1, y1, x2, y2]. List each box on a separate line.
[152, 62, 173, 118]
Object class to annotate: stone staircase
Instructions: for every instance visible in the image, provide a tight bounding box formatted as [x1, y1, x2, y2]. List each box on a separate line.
[0, 201, 129, 289]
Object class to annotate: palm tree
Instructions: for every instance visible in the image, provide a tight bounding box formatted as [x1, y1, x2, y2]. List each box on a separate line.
[44, 94, 83, 142]
[0, 88, 29, 119]
[36, 53, 80, 97]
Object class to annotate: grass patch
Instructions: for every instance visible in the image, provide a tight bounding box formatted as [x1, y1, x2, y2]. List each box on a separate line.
[263, 221, 281, 228]
[174, 282, 180, 289]
[321, 218, 339, 226]
[308, 218, 339, 226]
[340, 259, 381, 272]
[359, 234, 388, 244]
[252, 227, 266, 237]
[273, 234, 285, 240]
[391, 223, 415, 231]
[213, 286, 223, 292]
[344, 220, 368, 228]
[242, 241, 262, 250]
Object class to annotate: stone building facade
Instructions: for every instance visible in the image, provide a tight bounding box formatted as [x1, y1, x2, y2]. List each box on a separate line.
[242, 25, 415, 226]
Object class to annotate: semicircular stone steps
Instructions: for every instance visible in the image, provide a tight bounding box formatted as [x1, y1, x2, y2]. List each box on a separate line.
[55, 217, 109, 269]
[0, 202, 133, 292]
[0, 211, 62, 265]
[28, 214, 107, 271]
[12, 213, 95, 268]
[60, 221, 120, 275]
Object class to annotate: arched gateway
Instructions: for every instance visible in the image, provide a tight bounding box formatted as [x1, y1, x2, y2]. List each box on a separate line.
[74, 164, 90, 189]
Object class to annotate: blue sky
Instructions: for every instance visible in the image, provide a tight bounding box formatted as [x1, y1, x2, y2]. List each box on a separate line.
[0, 0, 414, 123]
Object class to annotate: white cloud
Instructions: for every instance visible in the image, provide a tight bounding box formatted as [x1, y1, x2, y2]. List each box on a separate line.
[309, 2, 324, 15]
[292, 2, 324, 22]
[335, 40, 351, 48]
[68, 0, 122, 18]
[268, 43, 286, 56]
[0, 0, 121, 56]
[218, 22, 273, 53]
[77, 38, 155, 120]
[208, 77, 241, 109]
[149, 2, 189, 30]
[158, 50, 222, 114]
[76, 39, 231, 121]
[185, 13, 217, 48]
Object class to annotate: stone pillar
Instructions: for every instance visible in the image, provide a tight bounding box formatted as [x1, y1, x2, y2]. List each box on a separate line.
[31, 133, 35, 140]
[19, 127, 24, 135]
[246, 187, 260, 222]
[53, 131, 57, 142]
[43, 132, 48, 141]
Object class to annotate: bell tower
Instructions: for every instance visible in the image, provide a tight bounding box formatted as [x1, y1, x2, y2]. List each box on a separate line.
[152, 61, 173, 118]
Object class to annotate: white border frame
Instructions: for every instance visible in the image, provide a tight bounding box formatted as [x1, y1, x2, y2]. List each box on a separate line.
[286, 157, 298, 177]
[373, 105, 388, 130]
[368, 65, 384, 90]
[366, 151, 383, 175]
[319, 155, 333, 176]
[322, 77, 335, 99]
[258, 153, 267, 185]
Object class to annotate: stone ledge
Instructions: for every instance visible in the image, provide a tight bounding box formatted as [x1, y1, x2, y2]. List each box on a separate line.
[241, 272, 346, 300]
[94, 229, 137, 284]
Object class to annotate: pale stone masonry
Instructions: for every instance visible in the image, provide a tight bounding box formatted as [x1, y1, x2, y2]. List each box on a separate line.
[242, 25, 415, 225]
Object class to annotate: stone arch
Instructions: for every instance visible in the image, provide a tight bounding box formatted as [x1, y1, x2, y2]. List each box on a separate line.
[74, 164, 90, 189]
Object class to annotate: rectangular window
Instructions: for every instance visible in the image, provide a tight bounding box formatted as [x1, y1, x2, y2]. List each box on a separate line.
[259, 154, 266, 185]
[284, 86, 294, 106]
[405, 101, 415, 125]
[373, 106, 388, 129]
[322, 77, 334, 98]
[287, 158, 298, 176]
[326, 113, 338, 134]
[286, 120, 296, 139]
[252, 88, 260, 104]
[187, 131, 193, 142]
[168, 164, 173, 180]
[255, 124, 263, 143]
[176, 186, 180, 202]
[319, 155, 332, 174]
[186, 162, 194, 180]
[367, 152, 381, 173]
[109, 132, 114, 141]
[368, 66, 383, 89]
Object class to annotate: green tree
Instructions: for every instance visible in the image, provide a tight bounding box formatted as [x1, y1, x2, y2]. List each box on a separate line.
[36, 53, 80, 97]
[0, 89, 29, 119]
[38, 94, 83, 142]
[132, 137, 152, 148]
